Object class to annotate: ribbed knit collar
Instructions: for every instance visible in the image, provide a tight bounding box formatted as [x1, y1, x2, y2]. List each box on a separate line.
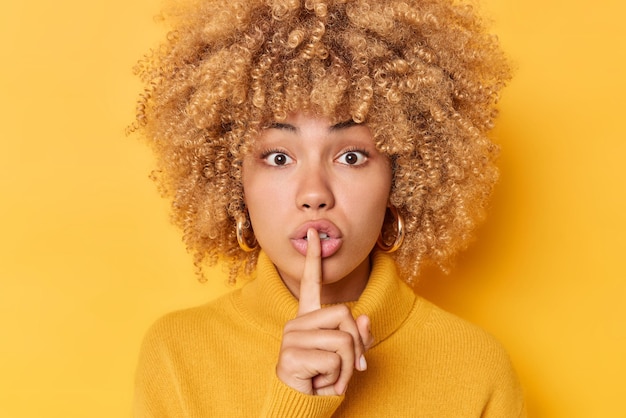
[235, 251, 417, 346]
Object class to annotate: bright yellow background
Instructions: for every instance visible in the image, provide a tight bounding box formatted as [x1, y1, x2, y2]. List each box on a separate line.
[1, 0, 624, 417]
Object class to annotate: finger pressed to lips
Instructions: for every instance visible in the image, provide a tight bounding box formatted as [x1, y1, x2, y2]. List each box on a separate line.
[291, 223, 343, 259]
[297, 228, 323, 316]
[281, 226, 370, 396]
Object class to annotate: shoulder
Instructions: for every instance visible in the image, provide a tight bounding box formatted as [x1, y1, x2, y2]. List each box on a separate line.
[413, 298, 526, 413]
[393, 296, 522, 388]
[413, 297, 512, 358]
[383, 297, 526, 415]
[140, 290, 241, 351]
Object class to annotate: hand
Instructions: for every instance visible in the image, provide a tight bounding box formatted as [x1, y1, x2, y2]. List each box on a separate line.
[276, 228, 373, 396]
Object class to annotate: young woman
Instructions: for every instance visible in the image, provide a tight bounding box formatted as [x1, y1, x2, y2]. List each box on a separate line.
[131, 0, 526, 416]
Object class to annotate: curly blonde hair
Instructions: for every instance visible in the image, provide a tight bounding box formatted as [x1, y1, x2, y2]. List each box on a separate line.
[131, 0, 511, 284]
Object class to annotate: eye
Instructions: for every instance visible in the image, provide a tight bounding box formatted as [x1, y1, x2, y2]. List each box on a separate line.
[263, 151, 294, 166]
[337, 149, 368, 166]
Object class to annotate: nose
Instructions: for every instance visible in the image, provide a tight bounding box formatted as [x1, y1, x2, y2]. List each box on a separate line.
[295, 165, 335, 211]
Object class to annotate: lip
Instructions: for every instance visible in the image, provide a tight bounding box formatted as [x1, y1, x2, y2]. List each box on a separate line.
[290, 219, 343, 258]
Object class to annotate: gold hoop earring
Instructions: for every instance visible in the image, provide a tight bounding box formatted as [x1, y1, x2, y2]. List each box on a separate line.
[376, 206, 404, 253]
[236, 216, 258, 252]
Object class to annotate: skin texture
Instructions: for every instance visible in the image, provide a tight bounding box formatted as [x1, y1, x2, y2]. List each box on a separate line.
[242, 112, 392, 304]
[241, 112, 385, 394]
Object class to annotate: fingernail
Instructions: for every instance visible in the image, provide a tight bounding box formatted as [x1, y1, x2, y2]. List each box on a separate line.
[359, 354, 367, 371]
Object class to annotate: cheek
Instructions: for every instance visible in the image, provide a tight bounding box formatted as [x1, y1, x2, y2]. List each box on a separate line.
[243, 178, 288, 235]
[243, 181, 266, 220]
[369, 175, 393, 231]
[348, 187, 389, 238]
[242, 163, 267, 210]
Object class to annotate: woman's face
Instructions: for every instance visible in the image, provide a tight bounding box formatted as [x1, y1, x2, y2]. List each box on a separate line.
[242, 112, 392, 303]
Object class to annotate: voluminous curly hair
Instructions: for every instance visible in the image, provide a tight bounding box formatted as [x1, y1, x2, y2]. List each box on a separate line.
[131, 0, 511, 284]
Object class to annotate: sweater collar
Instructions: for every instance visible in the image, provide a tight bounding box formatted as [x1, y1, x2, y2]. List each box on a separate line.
[236, 251, 416, 346]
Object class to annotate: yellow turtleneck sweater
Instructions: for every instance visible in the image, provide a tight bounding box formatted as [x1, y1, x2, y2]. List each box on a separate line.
[134, 251, 526, 417]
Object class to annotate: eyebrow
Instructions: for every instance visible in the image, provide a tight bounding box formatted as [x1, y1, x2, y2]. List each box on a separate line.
[330, 120, 359, 131]
[266, 122, 297, 132]
[265, 119, 360, 132]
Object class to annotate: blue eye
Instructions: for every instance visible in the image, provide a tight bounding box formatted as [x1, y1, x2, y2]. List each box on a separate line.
[337, 150, 368, 165]
[264, 152, 293, 166]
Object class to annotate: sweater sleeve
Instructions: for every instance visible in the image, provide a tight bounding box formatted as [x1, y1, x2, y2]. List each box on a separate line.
[259, 372, 344, 418]
[481, 347, 528, 418]
[134, 312, 344, 418]
[133, 320, 189, 418]
[482, 380, 527, 418]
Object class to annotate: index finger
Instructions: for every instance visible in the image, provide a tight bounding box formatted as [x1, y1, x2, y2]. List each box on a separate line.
[297, 228, 322, 316]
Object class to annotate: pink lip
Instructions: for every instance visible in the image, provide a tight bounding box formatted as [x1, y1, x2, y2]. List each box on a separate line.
[290, 220, 343, 258]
